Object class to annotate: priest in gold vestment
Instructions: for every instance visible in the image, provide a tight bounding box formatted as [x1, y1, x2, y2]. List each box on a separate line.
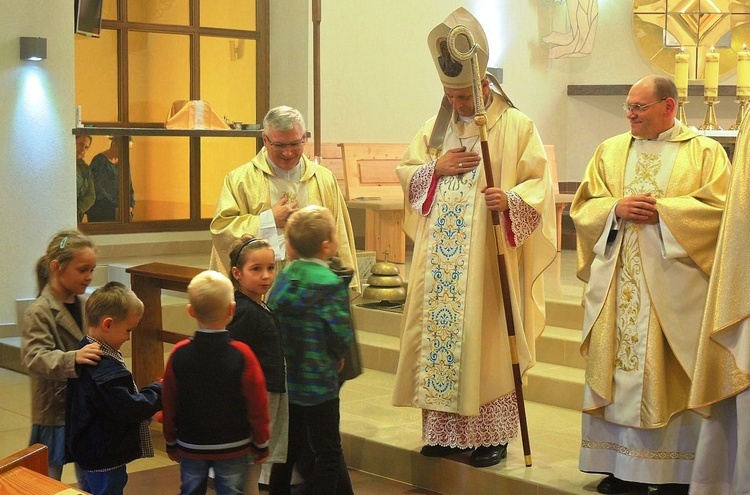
[688, 110, 750, 495]
[571, 75, 729, 494]
[391, 7, 557, 468]
[209, 106, 360, 292]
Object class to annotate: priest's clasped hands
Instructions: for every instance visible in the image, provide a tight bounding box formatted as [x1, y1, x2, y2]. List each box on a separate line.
[615, 193, 659, 224]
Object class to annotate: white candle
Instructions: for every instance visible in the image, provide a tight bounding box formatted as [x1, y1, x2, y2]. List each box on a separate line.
[675, 48, 689, 98]
[705, 47, 720, 98]
[738, 45, 750, 98]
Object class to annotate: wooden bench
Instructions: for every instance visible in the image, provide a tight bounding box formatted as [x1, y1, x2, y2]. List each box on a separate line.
[545, 145, 573, 252]
[339, 143, 408, 263]
[0, 444, 48, 476]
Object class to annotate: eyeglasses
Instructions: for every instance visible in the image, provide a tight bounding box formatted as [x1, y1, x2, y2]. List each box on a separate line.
[263, 134, 306, 151]
[622, 98, 667, 114]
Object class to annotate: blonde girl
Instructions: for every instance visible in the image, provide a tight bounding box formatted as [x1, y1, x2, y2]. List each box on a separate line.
[21, 230, 103, 480]
[226, 235, 288, 495]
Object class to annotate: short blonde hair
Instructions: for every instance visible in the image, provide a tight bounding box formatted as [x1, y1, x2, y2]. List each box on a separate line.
[285, 205, 335, 258]
[187, 270, 235, 323]
[85, 281, 144, 329]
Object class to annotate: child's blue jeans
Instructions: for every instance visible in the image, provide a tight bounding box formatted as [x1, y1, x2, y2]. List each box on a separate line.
[179, 454, 249, 495]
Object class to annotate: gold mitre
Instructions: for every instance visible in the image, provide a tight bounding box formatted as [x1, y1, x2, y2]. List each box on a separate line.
[427, 7, 489, 89]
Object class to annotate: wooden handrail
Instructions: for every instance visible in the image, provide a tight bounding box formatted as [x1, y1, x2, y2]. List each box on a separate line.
[126, 263, 203, 388]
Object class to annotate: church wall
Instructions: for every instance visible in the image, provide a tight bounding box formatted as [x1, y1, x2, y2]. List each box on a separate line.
[0, 0, 76, 325]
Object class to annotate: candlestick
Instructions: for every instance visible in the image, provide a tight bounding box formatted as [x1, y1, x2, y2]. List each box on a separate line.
[677, 96, 689, 125]
[675, 48, 689, 98]
[704, 47, 720, 98]
[738, 45, 750, 98]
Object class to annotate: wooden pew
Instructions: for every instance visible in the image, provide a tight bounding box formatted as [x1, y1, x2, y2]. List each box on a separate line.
[339, 143, 408, 263]
[0, 444, 48, 475]
[0, 444, 89, 494]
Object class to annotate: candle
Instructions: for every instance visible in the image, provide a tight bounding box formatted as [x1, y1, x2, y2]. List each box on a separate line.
[738, 45, 750, 98]
[675, 48, 689, 98]
[705, 47, 720, 98]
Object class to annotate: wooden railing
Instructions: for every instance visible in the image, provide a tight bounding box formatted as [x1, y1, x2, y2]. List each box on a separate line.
[126, 263, 203, 388]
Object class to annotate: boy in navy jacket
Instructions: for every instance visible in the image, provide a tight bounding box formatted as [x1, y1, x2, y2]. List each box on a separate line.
[66, 282, 162, 495]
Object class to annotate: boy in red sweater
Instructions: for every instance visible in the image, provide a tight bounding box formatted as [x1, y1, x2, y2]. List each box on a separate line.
[162, 270, 270, 495]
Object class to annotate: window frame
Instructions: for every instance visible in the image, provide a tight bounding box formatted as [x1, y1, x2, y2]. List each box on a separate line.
[76, 0, 269, 235]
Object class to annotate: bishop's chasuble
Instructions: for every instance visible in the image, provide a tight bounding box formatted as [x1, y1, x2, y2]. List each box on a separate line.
[571, 121, 729, 484]
[209, 149, 360, 292]
[392, 88, 557, 448]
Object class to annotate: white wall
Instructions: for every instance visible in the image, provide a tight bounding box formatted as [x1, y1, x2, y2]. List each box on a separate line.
[0, 0, 76, 324]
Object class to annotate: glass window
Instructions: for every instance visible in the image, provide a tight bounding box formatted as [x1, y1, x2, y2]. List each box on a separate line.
[74, 0, 268, 233]
[128, 0, 190, 25]
[201, 0, 256, 30]
[102, 0, 118, 20]
[201, 137, 258, 218]
[131, 136, 191, 221]
[128, 32, 191, 123]
[200, 36, 257, 126]
[75, 29, 119, 123]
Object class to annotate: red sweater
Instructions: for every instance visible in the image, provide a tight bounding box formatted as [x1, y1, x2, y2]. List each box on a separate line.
[162, 330, 269, 459]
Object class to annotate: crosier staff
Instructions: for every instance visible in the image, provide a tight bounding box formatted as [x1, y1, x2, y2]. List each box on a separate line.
[447, 24, 533, 467]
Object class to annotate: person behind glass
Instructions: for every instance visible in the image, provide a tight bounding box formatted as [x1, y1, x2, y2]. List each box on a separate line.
[391, 7, 557, 468]
[75, 134, 95, 222]
[65, 282, 162, 495]
[20, 230, 103, 481]
[266, 205, 354, 495]
[226, 236, 288, 495]
[162, 270, 270, 495]
[208, 106, 360, 295]
[571, 75, 729, 494]
[88, 136, 135, 222]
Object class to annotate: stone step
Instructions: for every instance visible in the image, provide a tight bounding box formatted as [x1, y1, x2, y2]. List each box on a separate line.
[0, 337, 23, 374]
[352, 298, 584, 340]
[356, 329, 584, 411]
[339, 369, 599, 494]
[536, 325, 585, 370]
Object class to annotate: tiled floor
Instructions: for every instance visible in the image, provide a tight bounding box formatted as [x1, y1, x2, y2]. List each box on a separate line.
[0, 250, 596, 494]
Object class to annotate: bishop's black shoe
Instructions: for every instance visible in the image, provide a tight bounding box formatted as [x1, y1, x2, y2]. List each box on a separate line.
[419, 444, 466, 457]
[468, 443, 507, 467]
[596, 475, 642, 494]
[648, 484, 689, 495]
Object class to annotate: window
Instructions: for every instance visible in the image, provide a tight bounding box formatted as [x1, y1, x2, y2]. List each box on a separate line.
[74, 0, 268, 233]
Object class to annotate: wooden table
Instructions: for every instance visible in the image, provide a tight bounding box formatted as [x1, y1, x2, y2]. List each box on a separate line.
[0, 466, 90, 494]
[347, 197, 405, 263]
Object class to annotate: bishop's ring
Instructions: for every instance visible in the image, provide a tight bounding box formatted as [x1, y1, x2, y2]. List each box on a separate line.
[458, 162, 464, 168]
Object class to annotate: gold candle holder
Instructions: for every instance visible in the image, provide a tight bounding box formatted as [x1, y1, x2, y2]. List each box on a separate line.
[677, 96, 689, 125]
[699, 96, 721, 130]
[730, 96, 749, 130]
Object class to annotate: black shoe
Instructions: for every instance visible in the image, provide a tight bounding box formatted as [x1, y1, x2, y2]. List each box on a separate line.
[596, 475, 641, 494]
[649, 484, 689, 495]
[469, 444, 507, 468]
[419, 444, 465, 457]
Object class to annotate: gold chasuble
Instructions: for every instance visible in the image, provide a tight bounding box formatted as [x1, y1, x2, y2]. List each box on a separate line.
[571, 121, 729, 484]
[209, 149, 359, 292]
[392, 86, 557, 431]
[689, 107, 750, 495]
